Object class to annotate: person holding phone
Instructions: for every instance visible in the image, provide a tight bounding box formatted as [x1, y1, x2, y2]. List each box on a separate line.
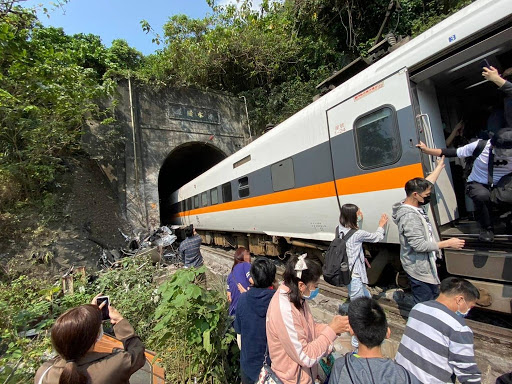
[482, 65, 512, 128]
[34, 294, 145, 384]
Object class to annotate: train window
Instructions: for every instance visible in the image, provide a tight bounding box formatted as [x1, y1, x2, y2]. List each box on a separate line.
[271, 158, 295, 191]
[186, 198, 192, 211]
[210, 188, 219, 205]
[354, 106, 401, 169]
[238, 176, 250, 198]
[201, 191, 208, 207]
[222, 182, 232, 203]
[194, 195, 200, 209]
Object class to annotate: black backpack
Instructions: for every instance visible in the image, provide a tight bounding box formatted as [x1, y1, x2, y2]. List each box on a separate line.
[322, 227, 356, 287]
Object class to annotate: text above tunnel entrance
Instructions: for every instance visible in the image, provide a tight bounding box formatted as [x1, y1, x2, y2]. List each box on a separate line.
[159, 142, 226, 225]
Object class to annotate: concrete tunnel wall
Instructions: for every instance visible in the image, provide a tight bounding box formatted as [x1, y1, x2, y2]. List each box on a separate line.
[83, 80, 249, 230]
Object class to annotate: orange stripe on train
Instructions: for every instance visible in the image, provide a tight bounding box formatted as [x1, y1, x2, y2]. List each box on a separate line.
[177, 163, 423, 217]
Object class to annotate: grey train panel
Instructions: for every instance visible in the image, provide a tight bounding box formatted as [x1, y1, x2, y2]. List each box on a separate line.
[178, 105, 422, 211]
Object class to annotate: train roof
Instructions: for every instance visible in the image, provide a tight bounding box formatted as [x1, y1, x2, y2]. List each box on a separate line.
[174, 0, 512, 197]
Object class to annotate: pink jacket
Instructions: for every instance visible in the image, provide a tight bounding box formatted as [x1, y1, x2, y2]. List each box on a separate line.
[266, 285, 336, 384]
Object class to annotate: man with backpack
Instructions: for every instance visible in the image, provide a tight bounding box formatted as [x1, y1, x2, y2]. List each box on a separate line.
[417, 127, 512, 242]
[392, 157, 465, 304]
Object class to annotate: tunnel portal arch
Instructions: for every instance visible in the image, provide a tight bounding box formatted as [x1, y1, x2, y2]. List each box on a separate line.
[158, 142, 227, 224]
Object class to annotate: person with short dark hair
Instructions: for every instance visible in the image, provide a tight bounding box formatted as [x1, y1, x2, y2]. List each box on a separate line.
[178, 224, 203, 268]
[396, 277, 482, 384]
[234, 258, 277, 384]
[418, 126, 512, 242]
[227, 247, 253, 317]
[392, 158, 465, 304]
[328, 297, 417, 384]
[34, 294, 145, 384]
[266, 254, 349, 384]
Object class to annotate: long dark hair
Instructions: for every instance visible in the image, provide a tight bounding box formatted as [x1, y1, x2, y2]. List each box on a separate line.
[232, 247, 248, 271]
[339, 203, 359, 229]
[283, 255, 322, 310]
[51, 304, 102, 384]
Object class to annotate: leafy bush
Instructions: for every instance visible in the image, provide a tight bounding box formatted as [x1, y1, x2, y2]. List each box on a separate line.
[0, 257, 238, 383]
[150, 266, 238, 383]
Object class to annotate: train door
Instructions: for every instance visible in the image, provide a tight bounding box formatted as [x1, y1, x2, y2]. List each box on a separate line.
[326, 68, 427, 245]
[411, 80, 459, 225]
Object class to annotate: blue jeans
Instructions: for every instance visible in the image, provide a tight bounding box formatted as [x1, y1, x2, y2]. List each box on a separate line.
[408, 275, 439, 305]
[348, 276, 371, 348]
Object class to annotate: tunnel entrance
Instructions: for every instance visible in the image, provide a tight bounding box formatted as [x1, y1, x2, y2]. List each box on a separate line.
[158, 142, 227, 225]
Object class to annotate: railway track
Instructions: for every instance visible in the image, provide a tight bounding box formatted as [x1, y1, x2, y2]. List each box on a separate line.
[202, 246, 512, 348]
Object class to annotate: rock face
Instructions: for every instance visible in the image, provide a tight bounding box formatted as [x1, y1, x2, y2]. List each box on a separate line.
[83, 81, 250, 230]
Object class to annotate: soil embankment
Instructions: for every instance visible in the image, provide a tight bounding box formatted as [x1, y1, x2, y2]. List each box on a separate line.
[0, 157, 130, 279]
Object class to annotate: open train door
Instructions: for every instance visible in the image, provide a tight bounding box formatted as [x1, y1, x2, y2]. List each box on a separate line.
[411, 80, 459, 225]
[326, 67, 439, 245]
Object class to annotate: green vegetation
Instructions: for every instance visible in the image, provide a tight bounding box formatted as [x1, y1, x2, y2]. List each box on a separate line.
[0, 0, 473, 209]
[0, 256, 237, 383]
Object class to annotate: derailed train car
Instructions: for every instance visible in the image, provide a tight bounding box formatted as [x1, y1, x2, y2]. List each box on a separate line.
[171, 0, 512, 314]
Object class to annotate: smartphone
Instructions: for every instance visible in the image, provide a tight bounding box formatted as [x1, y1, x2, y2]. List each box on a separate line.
[480, 59, 491, 69]
[96, 296, 110, 320]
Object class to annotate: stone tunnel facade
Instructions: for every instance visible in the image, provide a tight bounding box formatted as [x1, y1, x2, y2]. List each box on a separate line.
[84, 79, 250, 230]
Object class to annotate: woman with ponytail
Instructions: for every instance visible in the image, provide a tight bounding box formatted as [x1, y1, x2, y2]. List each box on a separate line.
[34, 294, 145, 384]
[266, 255, 350, 384]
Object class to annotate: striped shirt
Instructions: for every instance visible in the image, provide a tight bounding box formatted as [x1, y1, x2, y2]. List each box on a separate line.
[338, 225, 385, 284]
[395, 301, 481, 384]
[178, 235, 203, 268]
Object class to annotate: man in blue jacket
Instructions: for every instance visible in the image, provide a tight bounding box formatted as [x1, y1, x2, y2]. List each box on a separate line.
[234, 258, 277, 384]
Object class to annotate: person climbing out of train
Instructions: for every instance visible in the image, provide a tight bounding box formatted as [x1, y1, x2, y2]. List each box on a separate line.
[266, 254, 350, 384]
[417, 127, 512, 242]
[337, 203, 388, 351]
[392, 157, 465, 305]
[226, 247, 254, 318]
[482, 66, 512, 128]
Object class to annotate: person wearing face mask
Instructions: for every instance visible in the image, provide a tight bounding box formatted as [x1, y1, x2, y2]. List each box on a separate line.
[396, 277, 481, 384]
[392, 158, 465, 305]
[266, 254, 350, 384]
[34, 294, 145, 384]
[337, 203, 388, 351]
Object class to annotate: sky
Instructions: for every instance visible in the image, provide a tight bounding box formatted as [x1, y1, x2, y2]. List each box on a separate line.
[22, 0, 239, 55]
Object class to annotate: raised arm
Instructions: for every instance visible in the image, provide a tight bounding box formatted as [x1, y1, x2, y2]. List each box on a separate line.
[425, 156, 446, 184]
[482, 66, 506, 88]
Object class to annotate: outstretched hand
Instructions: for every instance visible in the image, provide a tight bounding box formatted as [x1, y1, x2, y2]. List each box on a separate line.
[435, 155, 446, 169]
[482, 66, 500, 82]
[416, 141, 427, 152]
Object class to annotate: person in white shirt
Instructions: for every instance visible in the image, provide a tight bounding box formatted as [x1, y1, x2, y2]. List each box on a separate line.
[417, 128, 512, 242]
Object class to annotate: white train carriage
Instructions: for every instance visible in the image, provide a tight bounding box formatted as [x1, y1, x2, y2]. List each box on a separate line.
[170, 0, 512, 313]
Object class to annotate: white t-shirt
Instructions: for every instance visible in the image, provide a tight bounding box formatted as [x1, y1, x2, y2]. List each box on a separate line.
[457, 140, 512, 184]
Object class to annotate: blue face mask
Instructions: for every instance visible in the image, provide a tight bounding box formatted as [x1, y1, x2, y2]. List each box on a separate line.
[455, 299, 470, 318]
[303, 287, 319, 300]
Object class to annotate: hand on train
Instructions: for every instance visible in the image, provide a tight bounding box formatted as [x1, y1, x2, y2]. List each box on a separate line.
[443, 237, 465, 249]
[482, 66, 502, 83]
[328, 315, 350, 335]
[378, 213, 389, 228]
[434, 156, 446, 169]
[416, 141, 428, 152]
